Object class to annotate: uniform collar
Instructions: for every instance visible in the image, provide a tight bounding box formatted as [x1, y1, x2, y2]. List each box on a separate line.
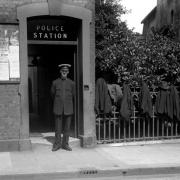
[60, 77, 67, 81]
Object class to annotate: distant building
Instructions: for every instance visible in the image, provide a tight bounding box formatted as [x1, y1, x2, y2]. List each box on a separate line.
[141, 7, 157, 36]
[142, 0, 180, 40]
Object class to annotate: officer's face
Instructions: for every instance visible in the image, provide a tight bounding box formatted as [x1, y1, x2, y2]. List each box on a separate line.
[60, 69, 69, 78]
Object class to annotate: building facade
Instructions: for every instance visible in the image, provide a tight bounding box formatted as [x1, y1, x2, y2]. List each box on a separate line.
[0, 0, 95, 151]
[142, 0, 180, 40]
[141, 7, 157, 36]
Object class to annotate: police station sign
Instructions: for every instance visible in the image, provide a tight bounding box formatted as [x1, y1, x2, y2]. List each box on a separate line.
[27, 16, 79, 41]
[33, 25, 67, 40]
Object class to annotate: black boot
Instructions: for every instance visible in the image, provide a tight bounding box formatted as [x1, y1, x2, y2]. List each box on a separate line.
[62, 144, 72, 151]
[62, 135, 72, 151]
[52, 143, 61, 151]
[52, 135, 61, 151]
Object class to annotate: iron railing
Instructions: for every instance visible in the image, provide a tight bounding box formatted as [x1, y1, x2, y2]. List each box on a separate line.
[96, 90, 180, 144]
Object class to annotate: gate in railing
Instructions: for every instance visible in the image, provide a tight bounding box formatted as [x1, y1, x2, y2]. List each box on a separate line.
[96, 90, 180, 144]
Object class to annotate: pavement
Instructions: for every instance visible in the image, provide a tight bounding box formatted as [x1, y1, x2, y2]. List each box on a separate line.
[1, 133, 180, 179]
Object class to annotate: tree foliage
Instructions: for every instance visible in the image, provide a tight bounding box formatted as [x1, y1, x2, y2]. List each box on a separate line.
[95, 0, 180, 86]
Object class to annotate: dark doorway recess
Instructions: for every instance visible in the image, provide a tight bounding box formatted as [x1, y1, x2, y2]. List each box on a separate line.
[28, 44, 78, 137]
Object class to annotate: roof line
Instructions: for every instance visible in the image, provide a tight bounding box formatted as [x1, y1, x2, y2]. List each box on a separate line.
[141, 6, 157, 24]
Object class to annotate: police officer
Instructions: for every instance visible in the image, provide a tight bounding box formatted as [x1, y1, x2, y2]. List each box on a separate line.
[51, 64, 75, 151]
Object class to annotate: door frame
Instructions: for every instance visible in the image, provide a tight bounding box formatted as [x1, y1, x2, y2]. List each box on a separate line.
[28, 41, 79, 137]
[17, 1, 93, 142]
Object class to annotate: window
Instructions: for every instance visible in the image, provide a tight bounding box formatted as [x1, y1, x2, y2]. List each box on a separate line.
[0, 24, 20, 82]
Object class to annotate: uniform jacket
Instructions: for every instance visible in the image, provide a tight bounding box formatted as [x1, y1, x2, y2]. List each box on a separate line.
[51, 78, 75, 115]
[95, 78, 112, 114]
[107, 84, 123, 104]
[155, 84, 171, 118]
[169, 85, 180, 121]
[120, 83, 134, 121]
[139, 82, 152, 118]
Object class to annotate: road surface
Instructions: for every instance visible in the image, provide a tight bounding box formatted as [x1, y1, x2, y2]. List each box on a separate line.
[2, 173, 180, 180]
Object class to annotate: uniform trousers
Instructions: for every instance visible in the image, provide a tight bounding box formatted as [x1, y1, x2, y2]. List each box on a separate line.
[54, 114, 72, 146]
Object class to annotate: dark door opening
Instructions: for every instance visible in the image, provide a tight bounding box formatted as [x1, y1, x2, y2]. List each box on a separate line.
[28, 44, 78, 137]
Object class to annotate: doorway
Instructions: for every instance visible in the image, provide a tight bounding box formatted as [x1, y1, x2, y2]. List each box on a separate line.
[28, 44, 78, 137]
[17, 3, 95, 148]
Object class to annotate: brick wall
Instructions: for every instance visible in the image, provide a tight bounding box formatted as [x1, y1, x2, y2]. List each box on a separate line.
[0, 0, 31, 23]
[0, 0, 95, 144]
[156, 0, 180, 40]
[0, 84, 21, 139]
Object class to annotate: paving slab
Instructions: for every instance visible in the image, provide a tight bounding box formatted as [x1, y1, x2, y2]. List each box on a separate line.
[0, 134, 180, 179]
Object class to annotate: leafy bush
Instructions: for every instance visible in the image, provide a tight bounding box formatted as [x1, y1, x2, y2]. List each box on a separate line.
[95, 0, 180, 86]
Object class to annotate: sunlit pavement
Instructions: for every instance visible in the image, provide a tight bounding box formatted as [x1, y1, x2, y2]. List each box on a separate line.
[1, 133, 180, 179]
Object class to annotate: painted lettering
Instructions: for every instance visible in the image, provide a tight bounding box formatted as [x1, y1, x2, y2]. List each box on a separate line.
[46, 25, 50, 31]
[41, 26, 46, 31]
[55, 26, 59, 31]
[63, 33, 67, 38]
[32, 32, 69, 39]
[33, 32, 37, 39]
[43, 33, 48, 39]
[35, 25, 64, 32]
[36, 25, 41, 31]
[49, 33, 53, 38]
[60, 26, 64, 31]
[39, 33, 43, 38]
[57, 33, 62, 38]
